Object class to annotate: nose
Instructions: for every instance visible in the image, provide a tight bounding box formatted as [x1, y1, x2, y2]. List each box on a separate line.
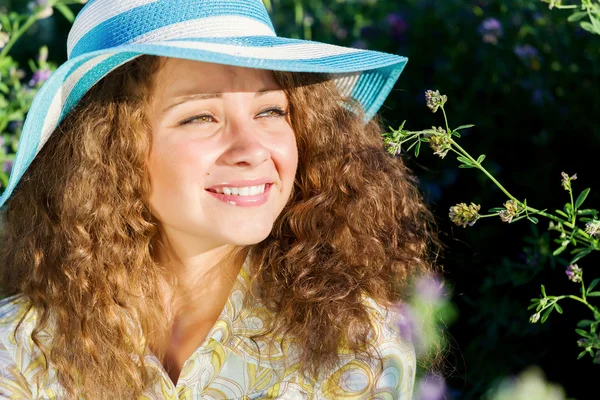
[218, 118, 270, 168]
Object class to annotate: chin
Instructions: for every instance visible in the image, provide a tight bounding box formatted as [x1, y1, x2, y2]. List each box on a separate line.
[222, 224, 274, 246]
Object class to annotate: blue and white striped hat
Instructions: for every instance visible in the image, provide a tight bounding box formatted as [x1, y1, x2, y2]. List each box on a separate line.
[0, 0, 408, 208]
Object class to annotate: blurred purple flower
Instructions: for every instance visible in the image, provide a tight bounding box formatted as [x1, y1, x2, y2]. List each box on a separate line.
[28, 68, 52, 87]
[479, 17, 503, 45]
[394, 303, 416, 343]
[386, 12, 408, 39]
[8, 121, 23, 134]
[514, 44, 542, 70]
[415, 275, 445, 304]
[415, 373, 448, 400]
[359, 25, 379, 40]
[3, 160, 13, 174]
[351, 40, 367, 49]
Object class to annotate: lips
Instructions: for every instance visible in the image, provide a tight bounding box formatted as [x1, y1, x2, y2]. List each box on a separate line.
[205, 181, 273, 207]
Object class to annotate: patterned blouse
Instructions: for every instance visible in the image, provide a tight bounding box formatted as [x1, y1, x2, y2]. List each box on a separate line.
[0, 260, 415, 399]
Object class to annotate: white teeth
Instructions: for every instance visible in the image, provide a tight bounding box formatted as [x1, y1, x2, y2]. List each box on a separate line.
[211, 184, 267, 196]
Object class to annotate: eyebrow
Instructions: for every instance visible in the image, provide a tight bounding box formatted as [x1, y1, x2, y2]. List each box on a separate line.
[161, 89, 280, 115]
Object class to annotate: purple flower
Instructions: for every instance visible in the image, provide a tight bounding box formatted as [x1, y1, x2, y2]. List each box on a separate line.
[386, 12, 408, 39]
[8, 121, 23, 134]
[479, 17, 503, 45]
[566, 264, 582, 283]
[28, 68, 52, 87]
[415, 373, 448, 400]
[351, 40, 367, 49]
[415, 275, 445, 304]
[3, 160, 13, 174]
[514, 44, 542, 70]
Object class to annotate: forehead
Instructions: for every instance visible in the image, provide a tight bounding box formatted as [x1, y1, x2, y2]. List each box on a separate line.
[151, 57, 280, 97]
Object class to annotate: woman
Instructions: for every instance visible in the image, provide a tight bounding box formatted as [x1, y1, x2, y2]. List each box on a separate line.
[0, 0, 441, 398]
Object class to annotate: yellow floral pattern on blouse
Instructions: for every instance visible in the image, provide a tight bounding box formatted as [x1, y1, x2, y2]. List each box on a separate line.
[0, 261, 415, 399]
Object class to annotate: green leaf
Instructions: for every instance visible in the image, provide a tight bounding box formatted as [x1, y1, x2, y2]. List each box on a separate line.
[488, 207, 505, 213]
[527, 216, 539, 224]
[577, 350, 588, 360]
[477, 154, 486, 164]
[554, 303, 563, 314]
[580, 21, 600, 34]
[575, 188, 591, 210]
[576, 329, 591, 338]
[540, 307, 553, 323]
[588, 278, 600, 294]
[541, 285, 546, 297]
[456, 156, 471, 164]
[568, 11, 588, 22]
[552, 245, 566, 256]
[55, 3, 75, 22]
[454, 124, 475, 131]
[577, 320, 595, 328]
[451, 131, 461, 138]
[458, 164, 475, 169]
[577, 209, 599, 218]
[415, 140, 421, 157]
[572, 248, 593, 264]
[0, 82, 8, 94]
[555, 209, 569, 218]
[527, 303, 538, 310]
[586, 292, 600, 297]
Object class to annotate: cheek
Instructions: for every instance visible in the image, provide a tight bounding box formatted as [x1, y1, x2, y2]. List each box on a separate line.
[147, 138, 214, 195]
[272, 128, 299, 184]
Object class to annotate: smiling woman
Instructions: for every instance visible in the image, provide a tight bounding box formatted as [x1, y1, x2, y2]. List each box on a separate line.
[0, 1, 440, 399]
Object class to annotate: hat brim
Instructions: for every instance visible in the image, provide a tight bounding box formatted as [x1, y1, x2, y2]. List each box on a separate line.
[0, 35, 407, 208]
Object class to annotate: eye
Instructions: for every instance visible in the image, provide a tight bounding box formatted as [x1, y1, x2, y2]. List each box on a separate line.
[257, 107, 289, 119]
[179, 114, 215, 125]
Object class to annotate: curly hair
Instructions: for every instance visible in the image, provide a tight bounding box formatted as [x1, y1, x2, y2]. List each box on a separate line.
[0, 55, 442, 398]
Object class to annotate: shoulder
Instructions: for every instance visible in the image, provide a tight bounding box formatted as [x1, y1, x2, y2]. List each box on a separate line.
[0, 294, 44, 398]
[0, 294, 35, 340]
[313, 298, 416, 399]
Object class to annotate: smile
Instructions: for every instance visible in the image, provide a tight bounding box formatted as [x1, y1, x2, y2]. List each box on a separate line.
[205, 183, 273, 207]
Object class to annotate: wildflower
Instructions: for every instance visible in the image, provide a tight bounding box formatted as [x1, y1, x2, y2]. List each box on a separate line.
[449, 202, 481, 228]
[560, 171, 577, 191]
[529, 312, 540, 323]
[514, 44, 542, 70]
[415, 275, 445, 304]
[386, 12, 408, 39]
[479, 17, 503, 45]
[28, 68, 52, 87]
[414, 373, 447, 400]
[585, 220, 600, 237]
[28, 0, 53, 19]
[499, 199, 524, 223]
[428, 131, 452, 159]
[565, 264, 582, 283]
[0, 31, 9, 50]
[2, 160, 13, 174]
[425, 90, 447, 113]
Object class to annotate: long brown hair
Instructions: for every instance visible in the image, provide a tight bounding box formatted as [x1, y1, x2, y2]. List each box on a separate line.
[0, 56, 442, 398]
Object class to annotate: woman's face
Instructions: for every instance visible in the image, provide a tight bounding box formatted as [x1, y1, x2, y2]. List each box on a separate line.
[147, 58, 298, 256]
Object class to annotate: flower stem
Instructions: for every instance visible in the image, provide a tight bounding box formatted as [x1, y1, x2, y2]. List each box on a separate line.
[0, 14, 39, 58]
